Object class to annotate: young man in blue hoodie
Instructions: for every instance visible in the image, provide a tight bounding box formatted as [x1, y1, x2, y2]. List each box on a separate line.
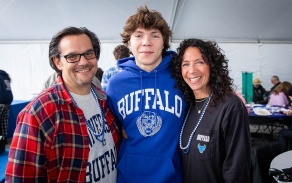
[106, 5, 186, 183]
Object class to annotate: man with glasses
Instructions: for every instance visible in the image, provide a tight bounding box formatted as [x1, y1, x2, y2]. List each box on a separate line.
[6, 27, 121, 182]
[42, 48, 103, 91]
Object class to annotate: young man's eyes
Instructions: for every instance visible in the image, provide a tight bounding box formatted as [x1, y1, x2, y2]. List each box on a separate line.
[133, 34, 161, 38]
[134, 34, 142, 38]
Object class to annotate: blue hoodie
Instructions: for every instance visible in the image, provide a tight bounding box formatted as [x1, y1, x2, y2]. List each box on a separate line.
[106, 51, 186, 183]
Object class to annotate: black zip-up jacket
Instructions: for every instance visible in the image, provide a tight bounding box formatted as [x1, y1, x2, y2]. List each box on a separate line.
[0, 70, 13, 104]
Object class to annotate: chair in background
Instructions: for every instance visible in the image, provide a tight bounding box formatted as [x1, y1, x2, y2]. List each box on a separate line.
[249, 116, 274, 143]
[250, 142, 283, 183]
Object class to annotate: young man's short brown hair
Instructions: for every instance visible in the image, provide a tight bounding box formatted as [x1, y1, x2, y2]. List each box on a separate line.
[120, 5, 172, 55]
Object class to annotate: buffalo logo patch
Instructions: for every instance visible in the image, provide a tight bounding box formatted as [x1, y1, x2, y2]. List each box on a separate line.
[197, 143, 206, 153]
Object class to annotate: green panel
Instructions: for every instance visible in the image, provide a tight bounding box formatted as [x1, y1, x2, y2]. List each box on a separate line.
[242, 72, 253, 103]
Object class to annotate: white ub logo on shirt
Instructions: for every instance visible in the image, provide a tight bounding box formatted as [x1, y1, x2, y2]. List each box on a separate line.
[136, 111, 162, 137]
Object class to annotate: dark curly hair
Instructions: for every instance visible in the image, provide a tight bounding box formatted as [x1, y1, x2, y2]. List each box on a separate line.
[121, 5, 172, 56]
[170, 39, 233, 107]
[49, 26, 101, 75]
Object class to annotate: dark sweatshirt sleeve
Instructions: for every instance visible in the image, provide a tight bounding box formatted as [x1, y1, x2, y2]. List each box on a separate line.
[222, 100, 251, 183]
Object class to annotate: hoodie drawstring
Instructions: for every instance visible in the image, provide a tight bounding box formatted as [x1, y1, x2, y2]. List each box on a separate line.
[154, 70, 158, 117]
[139, 70, 143, 116]
[139, 70, 159, 125]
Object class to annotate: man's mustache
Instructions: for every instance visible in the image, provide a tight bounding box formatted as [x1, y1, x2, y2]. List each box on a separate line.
[74, 65, 94, 71]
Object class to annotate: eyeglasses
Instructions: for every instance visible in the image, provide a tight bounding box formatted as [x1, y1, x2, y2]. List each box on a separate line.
[59, 49, 98, 63]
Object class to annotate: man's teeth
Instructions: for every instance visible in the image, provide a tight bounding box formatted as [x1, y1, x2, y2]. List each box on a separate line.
[77, 69, 90, 72]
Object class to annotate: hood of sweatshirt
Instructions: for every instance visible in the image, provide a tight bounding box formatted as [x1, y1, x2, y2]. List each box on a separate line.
[107, 50, 185, 135]
[117, 51, 175, 76]
[115, 51, 176, 118]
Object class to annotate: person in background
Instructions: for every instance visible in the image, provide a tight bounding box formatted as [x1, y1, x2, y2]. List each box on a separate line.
[106, 5, 186, 183]
[42, 72, 58, 90]
[252, 78, 268, 104]
[95, 67, 104, 82]
[6, 27, 120, 182]
[0, 70, 13, 147]
[232, 91, 246, 105]
[268, 81, 291, 107]
[284, 109, 292, 116]
[277, 82, 292, 153]
[278, 128, 292, 152]
[270, 75, 281, 94]
[278, 82, 292, 152]
[287, 85, 292, 106]
[171, 39, 251, 183]
[101, 45, 130, 91]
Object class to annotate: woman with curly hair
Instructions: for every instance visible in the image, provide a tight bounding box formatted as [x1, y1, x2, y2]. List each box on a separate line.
[171, 39, 251, 183]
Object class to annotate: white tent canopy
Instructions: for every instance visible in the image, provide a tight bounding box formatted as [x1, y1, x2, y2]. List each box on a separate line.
[0, 0, 292, 100]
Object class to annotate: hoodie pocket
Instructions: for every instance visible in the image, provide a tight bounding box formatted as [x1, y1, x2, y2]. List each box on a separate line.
[117, 153, 179, 183]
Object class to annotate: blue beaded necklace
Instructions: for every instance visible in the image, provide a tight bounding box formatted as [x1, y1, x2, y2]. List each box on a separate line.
[67, 87, 105, 143]
[179, 94, 212, 154]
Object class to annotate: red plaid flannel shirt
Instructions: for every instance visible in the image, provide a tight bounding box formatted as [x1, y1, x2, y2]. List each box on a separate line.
[6, 76, 121, 182]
